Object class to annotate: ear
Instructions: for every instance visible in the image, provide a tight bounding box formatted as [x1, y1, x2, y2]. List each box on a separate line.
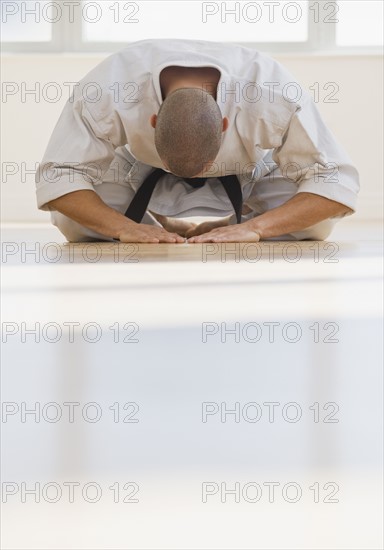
[222, 117, 229, 132]
[150, 114, 157, 129]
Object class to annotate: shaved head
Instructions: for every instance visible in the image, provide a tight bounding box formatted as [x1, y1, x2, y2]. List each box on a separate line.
[154, 88, 223, 178]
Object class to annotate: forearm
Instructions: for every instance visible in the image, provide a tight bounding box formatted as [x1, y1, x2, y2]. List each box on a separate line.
[248, 192, 352, 239]
[48, 190, 136, 239]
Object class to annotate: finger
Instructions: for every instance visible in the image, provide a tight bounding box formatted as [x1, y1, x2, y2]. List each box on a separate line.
[187, 230, 218, 243]
[171, 234, 187, 243]
[159, 236, 178, 243]
[187, 235, 205, 243]
[137, 233, 161, 243]
[137, 229, 172, 243]
[187, 236, 214, 243]
[122, 236, 159, 243]
[188, 231, 243, 243]
[163, 235, 186, 243]
[211, 232, 260, 243]
[158, 233, 185, 243]
[153, 230, 177, 242]
[160, 229, 184, 240]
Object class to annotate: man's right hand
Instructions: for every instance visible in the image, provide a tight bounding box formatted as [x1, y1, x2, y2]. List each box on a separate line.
[48, 190, 185, 243]
[118, 223, 185, 243]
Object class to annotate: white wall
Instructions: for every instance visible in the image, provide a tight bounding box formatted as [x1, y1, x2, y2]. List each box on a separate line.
[1, 52, 382, 222]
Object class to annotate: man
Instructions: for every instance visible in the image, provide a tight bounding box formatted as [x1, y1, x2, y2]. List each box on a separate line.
[35, 38, 359, 243]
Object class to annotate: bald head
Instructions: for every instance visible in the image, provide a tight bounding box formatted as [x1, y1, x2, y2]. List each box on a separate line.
[154, 88, 223, 178]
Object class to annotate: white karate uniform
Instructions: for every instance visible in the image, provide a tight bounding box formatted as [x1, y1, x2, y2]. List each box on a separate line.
[35, 39, 359, 241]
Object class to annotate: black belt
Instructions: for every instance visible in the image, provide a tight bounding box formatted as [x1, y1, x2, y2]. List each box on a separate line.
[124, 168, 243, 224]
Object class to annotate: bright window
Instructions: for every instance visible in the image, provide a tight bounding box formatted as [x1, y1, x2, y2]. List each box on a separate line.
[1, 1, 383, 51]
[336, 1, 383, 46]
[1, 0, 52, 42]
[83, 1, 309, 43]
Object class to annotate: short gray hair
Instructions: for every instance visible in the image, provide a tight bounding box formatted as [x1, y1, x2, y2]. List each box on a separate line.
[154, 88, 223, 178]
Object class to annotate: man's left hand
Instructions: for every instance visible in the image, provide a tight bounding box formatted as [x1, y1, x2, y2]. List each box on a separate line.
[187, 221, 261, 243]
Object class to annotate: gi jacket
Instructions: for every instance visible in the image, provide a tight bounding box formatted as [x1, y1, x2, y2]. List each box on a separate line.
[36, 38, 359, 214]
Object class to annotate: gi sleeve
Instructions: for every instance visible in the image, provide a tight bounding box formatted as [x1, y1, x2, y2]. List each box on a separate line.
[272, 95, 359, 214]
[35, 94, 127, 211]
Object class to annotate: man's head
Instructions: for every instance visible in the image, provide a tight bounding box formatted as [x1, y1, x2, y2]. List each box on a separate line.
[150, 88, 227, 178]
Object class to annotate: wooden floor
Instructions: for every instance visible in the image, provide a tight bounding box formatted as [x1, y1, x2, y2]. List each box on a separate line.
[3, 238, 379, 263]
[1, 221, 383, 550]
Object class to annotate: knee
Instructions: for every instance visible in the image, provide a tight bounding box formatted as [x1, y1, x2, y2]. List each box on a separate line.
[51, 211, 112, 242]
[290, 218, 338, 241]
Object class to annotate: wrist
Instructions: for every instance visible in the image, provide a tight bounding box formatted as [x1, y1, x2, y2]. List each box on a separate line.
[115, 217, 138, 240]
[246, 218, 264, 240]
